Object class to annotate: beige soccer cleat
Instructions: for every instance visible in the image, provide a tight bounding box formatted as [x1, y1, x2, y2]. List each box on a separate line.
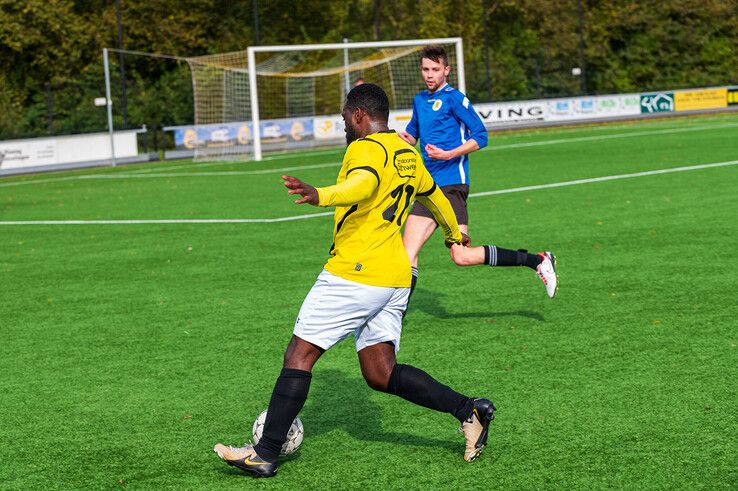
[213, 443, 277, 478]
[460, 398, 496, 462]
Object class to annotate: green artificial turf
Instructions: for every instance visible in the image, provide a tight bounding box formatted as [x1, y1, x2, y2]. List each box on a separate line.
[1, 114, 736, 489]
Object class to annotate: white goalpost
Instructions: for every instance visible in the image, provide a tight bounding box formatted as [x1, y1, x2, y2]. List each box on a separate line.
[245, 38, 465, 161]
[187, 37, 464, 162]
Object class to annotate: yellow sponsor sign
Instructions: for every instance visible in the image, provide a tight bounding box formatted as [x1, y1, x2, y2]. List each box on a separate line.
[728, 89, 738, 105]
[674, 88, 727, 111]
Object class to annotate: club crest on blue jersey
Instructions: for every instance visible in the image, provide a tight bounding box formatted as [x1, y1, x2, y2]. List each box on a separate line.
[432, 100, 443, 111]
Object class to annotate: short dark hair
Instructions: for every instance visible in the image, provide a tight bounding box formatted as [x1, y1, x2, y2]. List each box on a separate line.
[344, 83, 389, 121]
[420, 45, 448, 66]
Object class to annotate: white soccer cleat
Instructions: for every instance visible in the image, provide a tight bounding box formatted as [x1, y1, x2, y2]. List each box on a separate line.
[536, 252, 558, 299]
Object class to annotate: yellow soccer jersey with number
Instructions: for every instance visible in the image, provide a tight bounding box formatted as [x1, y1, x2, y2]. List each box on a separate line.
[316, 130, 462, 288]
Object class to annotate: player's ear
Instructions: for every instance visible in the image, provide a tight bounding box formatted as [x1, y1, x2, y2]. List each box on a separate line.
[353, 107, 365, 125]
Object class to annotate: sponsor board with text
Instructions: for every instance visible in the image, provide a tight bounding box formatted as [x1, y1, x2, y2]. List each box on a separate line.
[475, 101, 547, 125]
[546, 95, 641, 121]
[674, 88, 727, 111]
[726, 87, 738, 105]
[0, 132, 138, 170]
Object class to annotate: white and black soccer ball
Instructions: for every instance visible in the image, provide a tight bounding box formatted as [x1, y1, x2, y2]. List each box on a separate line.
[251, 409, 304, 456]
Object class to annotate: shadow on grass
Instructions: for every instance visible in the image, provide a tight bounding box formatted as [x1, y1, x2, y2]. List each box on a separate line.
[300, 368, 460, 454]
[410, 288, 545, 322]
[213, 368, 460, 477]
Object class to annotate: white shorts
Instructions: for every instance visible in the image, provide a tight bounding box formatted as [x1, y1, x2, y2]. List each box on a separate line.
[293, 270, 410, 353]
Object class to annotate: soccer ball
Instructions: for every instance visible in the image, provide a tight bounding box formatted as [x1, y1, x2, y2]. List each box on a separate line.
[251, 410, 304, 456]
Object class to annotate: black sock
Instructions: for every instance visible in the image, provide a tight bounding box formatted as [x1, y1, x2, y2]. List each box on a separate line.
[387, 364, 473, 423]
[253, 368, 312, 462]
[484, 245, 542, 270]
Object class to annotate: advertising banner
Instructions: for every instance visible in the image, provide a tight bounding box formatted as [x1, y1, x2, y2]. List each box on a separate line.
[640, 93, 675, 113]
[674, 88, 727, 111]
[475, 101, 547, 126]
[174, 118, 314, 150]
[313, 115, 344, 141]
[546, 95, 641, 122]
[618, 95, 642, 115]
[729, 87, 738, 106]
[313, 110, 413, 140]
[0, 139, 55, 169]
[0, 131, 138, 171]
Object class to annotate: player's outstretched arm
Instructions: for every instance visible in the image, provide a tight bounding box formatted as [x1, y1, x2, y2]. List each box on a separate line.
[282, 175, 319, 205]
[284, 170, 379, 208]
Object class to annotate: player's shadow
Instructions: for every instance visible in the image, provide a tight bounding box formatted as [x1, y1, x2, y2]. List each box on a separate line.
[300, 368, 460, 454]
[410, 287, 545, 322]
[215, 368, 459, 478]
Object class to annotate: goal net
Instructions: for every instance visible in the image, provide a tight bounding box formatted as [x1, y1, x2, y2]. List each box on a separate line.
[186, 38, 464, 161]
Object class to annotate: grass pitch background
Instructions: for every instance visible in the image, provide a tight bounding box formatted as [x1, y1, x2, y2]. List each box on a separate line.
[1, 114, 736, 489]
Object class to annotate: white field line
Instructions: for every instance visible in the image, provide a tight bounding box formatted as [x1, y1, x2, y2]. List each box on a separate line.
[0, 162, 343, 187]
[0, 176, 88, 188]
[88, 161, 342, 179]
[469, 159, 738, 197]
[123, 146, 344, 174]
[0, 212, 335, 225]
[482, 121, 738, 152]
[1, 120, 735, 188]
[2, 159, 736, 226]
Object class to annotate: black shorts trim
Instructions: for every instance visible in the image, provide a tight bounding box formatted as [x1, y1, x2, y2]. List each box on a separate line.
[409, 184, 469, 225]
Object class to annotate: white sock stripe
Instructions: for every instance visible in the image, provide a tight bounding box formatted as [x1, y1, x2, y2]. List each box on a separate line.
[485, 245, 497, 266]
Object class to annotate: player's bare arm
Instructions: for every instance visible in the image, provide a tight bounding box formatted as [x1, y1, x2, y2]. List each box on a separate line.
[282, 175, 318, 205]
[398, 131, 417, 145]
[425, 139, 480, 161]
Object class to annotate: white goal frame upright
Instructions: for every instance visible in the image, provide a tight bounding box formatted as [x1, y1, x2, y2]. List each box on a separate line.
[246, 37, 464, 161]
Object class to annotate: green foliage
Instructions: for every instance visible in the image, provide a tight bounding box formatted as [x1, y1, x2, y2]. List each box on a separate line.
[1, 0, 737, 139]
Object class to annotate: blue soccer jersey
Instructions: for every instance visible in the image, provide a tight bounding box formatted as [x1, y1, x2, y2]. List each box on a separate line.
[405, 84, 488, 187]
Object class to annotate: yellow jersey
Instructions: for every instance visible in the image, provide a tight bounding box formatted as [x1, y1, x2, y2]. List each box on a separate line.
[316, 130, 462, 288]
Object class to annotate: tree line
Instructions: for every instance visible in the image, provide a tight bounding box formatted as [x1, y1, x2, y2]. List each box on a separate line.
[1, 0, 736, 139]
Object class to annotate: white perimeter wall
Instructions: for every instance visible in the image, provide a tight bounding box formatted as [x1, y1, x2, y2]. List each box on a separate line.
[0, 130, 139, 171]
